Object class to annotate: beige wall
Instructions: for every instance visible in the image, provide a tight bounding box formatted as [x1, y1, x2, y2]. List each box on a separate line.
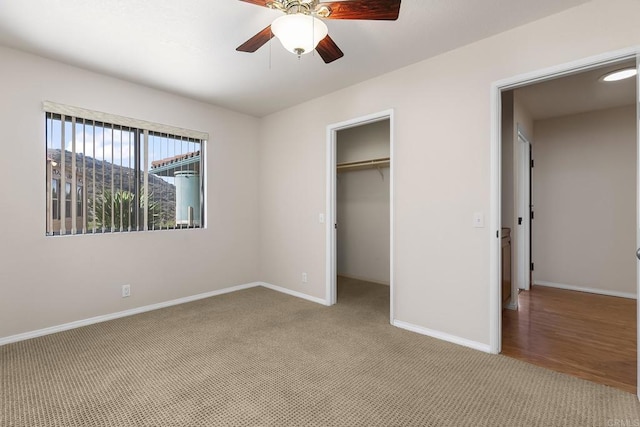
[0, 46, 260, 339]
[258, 0, 640, 346]
[337, 121, 391, 163]
[501, 91, 515, 230]
[501, 91, 533, 232]
[514, 92, 535, 144]
[337, 121, 390, 285]
[532, 105, 636, 296]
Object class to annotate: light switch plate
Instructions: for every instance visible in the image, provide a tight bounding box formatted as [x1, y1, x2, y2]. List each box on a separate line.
[473, 212, 485, 228]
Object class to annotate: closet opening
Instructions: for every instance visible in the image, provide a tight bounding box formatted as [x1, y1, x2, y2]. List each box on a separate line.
[326, 110, 394, 323]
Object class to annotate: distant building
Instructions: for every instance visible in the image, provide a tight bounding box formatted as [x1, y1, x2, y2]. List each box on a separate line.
[150, 151, 201, 226]
[46, 156, 85, 234]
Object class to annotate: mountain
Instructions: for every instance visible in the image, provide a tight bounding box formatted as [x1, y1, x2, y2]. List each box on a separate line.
[47, 149, 176, 222]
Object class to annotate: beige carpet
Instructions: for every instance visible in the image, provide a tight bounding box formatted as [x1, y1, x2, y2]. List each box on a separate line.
[2, 278, 639, 426]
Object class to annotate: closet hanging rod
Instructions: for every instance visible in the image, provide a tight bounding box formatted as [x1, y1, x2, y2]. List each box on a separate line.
[336, 157, 390, 172]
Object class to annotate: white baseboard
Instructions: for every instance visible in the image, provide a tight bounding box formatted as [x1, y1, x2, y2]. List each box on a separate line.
[0, 282, 331, 346]
[259, 282, 330, 306]
[337, 274, 390, 286]
[0, 282, 261, 346]
[392, 320, 491, 353]
[534, 281, 637, 300]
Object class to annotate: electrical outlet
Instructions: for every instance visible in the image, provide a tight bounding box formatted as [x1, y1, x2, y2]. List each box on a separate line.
[302, 273, 308, 283]
[121, 284, 131, 298]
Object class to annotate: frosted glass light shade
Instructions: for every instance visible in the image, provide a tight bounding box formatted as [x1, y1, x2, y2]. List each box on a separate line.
[271, 14, 328, 56]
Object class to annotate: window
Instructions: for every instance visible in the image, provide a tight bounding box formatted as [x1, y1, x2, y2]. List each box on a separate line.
[44, 103, 206, 236]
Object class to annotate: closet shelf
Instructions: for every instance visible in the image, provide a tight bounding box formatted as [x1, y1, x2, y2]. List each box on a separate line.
[337, 157, 390, 172]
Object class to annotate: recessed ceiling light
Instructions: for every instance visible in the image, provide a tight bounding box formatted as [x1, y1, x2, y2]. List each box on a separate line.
[601, 68, 637, 82]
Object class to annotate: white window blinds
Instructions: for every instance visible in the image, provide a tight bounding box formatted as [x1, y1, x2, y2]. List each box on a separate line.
[44, 102, 206, 236]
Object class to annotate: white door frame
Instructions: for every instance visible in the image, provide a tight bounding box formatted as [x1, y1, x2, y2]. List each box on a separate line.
[489, 49, 639, 398]
[326, 109, 395, 324]
[515, 127, 532, 291]
[635, 54, 640, 398]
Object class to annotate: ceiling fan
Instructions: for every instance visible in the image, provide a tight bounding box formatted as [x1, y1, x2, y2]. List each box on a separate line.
[236, 0, 402, 64]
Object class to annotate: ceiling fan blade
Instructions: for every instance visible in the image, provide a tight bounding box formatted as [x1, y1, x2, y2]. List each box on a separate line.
[238, 0, 270, 7]
[236, 26, 274, 53]
[316, 35, 344, 64]
[319, 0, 401, 20]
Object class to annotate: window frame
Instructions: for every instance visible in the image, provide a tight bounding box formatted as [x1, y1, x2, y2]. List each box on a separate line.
[44, 102, 207, 236]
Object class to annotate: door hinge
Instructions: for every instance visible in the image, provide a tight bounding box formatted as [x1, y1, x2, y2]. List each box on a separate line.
[530, 262, 534, 271]
[531, 159, 535, 168]
[518, 217, 523, 225]
[531, 211, 535, 220]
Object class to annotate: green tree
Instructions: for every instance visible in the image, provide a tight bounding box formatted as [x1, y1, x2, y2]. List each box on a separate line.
[90, 189, 160, 231]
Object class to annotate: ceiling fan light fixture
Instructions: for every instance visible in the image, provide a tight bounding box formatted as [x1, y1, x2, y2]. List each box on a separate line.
[271, 14, 328, 56]
[601, 68, 637, 82]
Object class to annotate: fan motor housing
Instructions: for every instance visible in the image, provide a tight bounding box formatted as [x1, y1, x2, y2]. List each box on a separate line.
[267, 0, 330, 17]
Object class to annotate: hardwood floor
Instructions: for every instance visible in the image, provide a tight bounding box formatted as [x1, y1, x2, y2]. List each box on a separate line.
[502, 286, 637, 394]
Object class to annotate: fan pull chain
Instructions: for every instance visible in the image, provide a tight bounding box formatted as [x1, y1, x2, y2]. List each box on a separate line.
[269, 28, 272, 70]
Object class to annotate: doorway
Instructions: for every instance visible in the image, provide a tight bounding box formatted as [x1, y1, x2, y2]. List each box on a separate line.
[326, 110, 394, 323]
[491, 50, 639, 395]
[516, 127, 532, 293]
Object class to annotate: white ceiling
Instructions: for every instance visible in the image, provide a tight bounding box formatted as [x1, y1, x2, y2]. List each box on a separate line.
[0, 0, 591, 117]
[515, 60, 637, 120]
